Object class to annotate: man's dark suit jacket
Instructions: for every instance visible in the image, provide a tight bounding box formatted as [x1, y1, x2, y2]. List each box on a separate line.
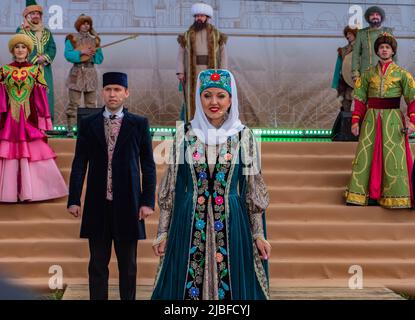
[67, 108, 156, 240]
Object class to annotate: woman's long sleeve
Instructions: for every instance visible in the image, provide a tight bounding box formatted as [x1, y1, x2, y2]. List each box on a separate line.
[246, 173, 269, 240]
[242, 129, 269, 241]
[154, 160, 176, 245]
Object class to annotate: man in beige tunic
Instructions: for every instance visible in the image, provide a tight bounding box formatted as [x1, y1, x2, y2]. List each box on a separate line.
[177, 2, 228, 122]
[64, 14, 104, 137]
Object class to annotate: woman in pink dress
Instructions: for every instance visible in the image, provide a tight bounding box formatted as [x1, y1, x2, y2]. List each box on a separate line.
[0, 34, 68, 202]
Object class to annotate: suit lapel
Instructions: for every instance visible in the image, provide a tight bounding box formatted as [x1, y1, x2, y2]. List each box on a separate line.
[114, 111, 135, 155]
[91, 108, 107, 151]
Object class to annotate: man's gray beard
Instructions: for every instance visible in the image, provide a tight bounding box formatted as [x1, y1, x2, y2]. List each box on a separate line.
[192, 20, 208, 31]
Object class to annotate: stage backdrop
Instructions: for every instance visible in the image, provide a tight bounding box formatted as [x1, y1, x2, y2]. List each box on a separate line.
[0, 0, 414, 129]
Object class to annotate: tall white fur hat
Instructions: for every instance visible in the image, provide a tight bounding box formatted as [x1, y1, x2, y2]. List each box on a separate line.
[191, 2, 213, 18]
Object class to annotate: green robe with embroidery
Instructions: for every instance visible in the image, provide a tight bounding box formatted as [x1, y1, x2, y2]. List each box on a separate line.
[17, 26, 56, 122]
[352, 27, 395, 78]
[152, 125, 269, 300]
[345, 62, 415, 208]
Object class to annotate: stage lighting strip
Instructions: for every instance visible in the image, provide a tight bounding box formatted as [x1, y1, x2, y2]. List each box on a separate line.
[53, 126, 415, 138]
[53, 126, 333, 137]
[53, 126, 78, 132]
[149, 127, 333, 137]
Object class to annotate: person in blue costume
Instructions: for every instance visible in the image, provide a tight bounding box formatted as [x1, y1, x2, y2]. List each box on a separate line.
[64, 14, 104, 137]
[152, 69, 271, 300]
[331, 25, 358, 112]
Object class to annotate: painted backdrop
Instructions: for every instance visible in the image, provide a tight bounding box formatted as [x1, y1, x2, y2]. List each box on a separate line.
[0, 0, 414, 129]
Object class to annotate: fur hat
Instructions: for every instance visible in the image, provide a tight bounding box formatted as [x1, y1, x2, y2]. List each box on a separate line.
[374, 32, 397, 57]
[23, 0, 43, 17]
[343, 25, 358, 38]
[191, 2, 213, 18]
[8, 34, 34, 54]
[75, 14, 93, 32]
[364, 6, 385, 24]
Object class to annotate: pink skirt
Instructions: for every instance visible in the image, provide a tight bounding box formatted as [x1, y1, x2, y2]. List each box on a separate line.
[0, 158, 68, 202]
[0, 108, 68, 202]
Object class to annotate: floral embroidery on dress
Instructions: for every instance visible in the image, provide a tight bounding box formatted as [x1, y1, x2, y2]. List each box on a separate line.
[184, 131, 235, 300]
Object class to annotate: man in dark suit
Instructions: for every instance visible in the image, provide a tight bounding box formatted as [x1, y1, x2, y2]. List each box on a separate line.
[67, 72, 156, 300]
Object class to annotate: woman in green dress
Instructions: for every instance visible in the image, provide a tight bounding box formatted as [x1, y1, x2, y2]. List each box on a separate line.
[151, 69, 271, 300]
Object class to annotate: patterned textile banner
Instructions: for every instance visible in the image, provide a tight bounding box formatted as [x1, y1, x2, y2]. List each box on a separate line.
[0, 0, 414, 128]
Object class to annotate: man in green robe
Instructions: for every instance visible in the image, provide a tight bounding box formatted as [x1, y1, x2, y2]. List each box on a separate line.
[345, 33, 415, 208]
[17, 0, 56, 122]
[352, 6, 395, 81]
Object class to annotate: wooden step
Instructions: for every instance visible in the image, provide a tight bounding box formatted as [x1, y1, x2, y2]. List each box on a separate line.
[272, 240, 415, 259]
[261, 155, 353, 171]
[0, 203, 68, 221]
[263, 171, 350, 188]
[268, 222, 415, 241]
[0, 220, 158, 239]
[268, 186, 345, 204]
[0, 257, 159, 279]
[61, 284, 404, 300]
[266, 204, 415, 223]
[4, 257, 413, 287]
[54, 153, 74, 169]
[6, 217, 414, 241]
[0, 239, 156, 258]
[270, 259, 415, 280]
[48, 139, 76, 153]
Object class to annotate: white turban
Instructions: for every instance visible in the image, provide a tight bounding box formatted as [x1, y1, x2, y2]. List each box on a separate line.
[191, 2, 213, 18]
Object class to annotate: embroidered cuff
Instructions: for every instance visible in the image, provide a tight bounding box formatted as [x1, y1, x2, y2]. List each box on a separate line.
[250, 213, 264, 239]
[44, 54, 52, 64]
[351, 115, 360, 125]
[253, 235, 271, 249]
[253, 233, 266, 241]
[156, 208, 172, 235]
[152, 232, 168, 246]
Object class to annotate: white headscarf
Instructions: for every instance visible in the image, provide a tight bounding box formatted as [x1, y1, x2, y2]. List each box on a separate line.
[190, 70, 244, 145]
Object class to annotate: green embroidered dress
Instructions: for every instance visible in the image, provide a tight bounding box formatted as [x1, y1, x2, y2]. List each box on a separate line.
[151, 125, 269, 300]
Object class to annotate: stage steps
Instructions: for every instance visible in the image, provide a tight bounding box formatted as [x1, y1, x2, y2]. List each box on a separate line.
[61, 285, 403, 300]
[0, 139, 414, 299]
